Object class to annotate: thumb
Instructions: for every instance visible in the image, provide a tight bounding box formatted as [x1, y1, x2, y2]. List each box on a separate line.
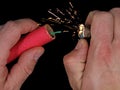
[63, 39, 88, 90]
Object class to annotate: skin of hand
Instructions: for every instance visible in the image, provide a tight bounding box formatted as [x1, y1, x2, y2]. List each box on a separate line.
[63, 7, 120, 90]
[0, 19, 44, 90]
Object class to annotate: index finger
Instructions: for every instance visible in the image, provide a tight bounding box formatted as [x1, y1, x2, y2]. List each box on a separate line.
[0, 18, 38, 64]
[85, 11, 114, 44]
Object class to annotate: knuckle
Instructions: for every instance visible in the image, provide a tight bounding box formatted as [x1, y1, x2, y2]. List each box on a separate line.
[2, 20, 21, 37]
[63, 55, 69, 65]
[23, 65, 33, 76]
[4, 20, 17, 28]
[17, 63, 34, 76]
[88, 10, 99, 16]
[4, 20, 21, 32]
[110, 7, 120, 13]
[3, 20, 20, 33]
[63, 54, 75, 66]
[93, 11, 113, 21]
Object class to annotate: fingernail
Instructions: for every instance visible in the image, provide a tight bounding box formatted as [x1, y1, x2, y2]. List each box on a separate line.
[34, 49, 44, 61]
[75, 39, 84, 49]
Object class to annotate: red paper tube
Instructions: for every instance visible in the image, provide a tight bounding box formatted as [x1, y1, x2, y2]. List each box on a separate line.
[7, 24, 55, 64]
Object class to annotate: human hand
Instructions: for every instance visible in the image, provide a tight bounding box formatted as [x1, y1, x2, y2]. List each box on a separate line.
[63, 7, 120, 90]
[0, 19, 44, 90]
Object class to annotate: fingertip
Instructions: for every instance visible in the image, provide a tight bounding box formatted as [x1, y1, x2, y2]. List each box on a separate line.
[33, 47, 45, 61]
[75, 39, 88, 50]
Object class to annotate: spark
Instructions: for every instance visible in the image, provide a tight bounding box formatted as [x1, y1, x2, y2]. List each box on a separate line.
[40, 1, 91, 39]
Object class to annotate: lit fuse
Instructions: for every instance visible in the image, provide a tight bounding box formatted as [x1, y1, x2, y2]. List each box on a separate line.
[40, 1, 91, 39]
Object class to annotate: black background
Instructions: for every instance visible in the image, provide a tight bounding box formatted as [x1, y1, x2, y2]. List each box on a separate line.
[1, 0, 120, 90]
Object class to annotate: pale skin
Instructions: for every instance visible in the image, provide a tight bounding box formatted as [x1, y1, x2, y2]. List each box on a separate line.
[1, 7, 120, 90]
[0, 19, 44, 90]
[63, 7, 120, 90]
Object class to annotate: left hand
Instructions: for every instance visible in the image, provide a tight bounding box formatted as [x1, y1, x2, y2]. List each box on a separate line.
[0, 18, 44, 90]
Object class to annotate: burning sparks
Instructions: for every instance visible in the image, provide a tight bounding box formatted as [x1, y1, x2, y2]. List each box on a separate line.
[40, 1, 91, 39]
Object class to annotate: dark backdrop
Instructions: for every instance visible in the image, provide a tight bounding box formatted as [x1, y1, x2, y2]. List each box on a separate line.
[1, 0, 120, 90]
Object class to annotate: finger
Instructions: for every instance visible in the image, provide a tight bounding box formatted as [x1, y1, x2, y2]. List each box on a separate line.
[87, 11, 114, 44]
[4, 47, 44, 89]
[0, 18, 39, 50]
[63, 39, 88, 90]
[0, 18, 38, 65]
[85, 10, 99, 25]
[0, 67, 8, 89]
[110, 8, 120, 41]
